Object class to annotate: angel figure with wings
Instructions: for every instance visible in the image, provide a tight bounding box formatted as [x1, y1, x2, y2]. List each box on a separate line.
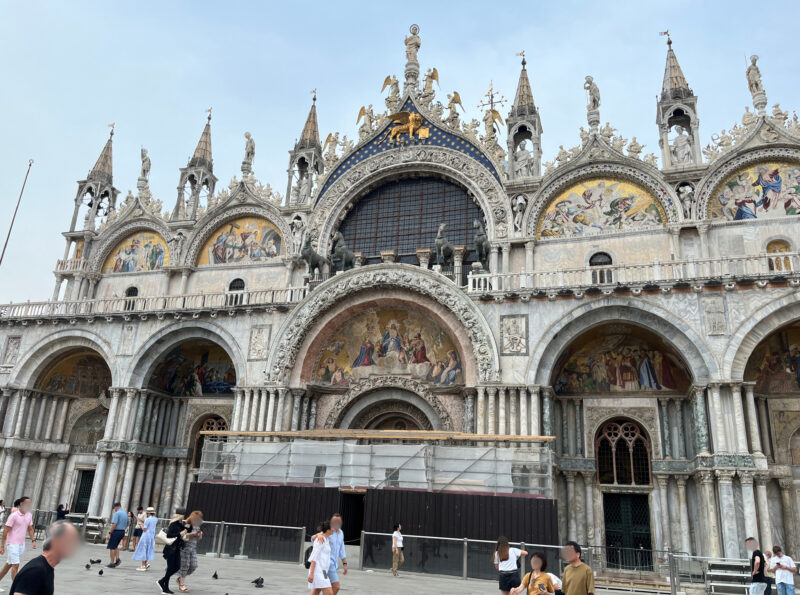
[323, 133, 340, 170]
[444, 92, 463, 129]
[420, 67, 439, 106]
[482, 108, 503, 140]
[357, 105, 376, 141]
[382, 75, 400, 112]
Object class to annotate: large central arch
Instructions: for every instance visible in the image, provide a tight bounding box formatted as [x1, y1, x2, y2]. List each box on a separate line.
[266, 264, 500, 385]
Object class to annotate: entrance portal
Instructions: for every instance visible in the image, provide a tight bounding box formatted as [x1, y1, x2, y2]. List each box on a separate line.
[73, 470, 95, 514]
[603, 493, 653, 570]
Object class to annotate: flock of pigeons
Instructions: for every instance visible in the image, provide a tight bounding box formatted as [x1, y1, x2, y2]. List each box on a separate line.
[84, 559, 266, 590]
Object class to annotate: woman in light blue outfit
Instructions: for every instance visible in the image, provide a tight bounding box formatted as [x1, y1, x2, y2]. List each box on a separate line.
[133, 507, 158, 570]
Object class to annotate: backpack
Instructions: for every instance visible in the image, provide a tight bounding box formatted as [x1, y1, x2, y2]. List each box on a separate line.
[304, 545, 313, 569]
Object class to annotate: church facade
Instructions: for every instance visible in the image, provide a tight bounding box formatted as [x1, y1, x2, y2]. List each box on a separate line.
[1, 26, 800, 562]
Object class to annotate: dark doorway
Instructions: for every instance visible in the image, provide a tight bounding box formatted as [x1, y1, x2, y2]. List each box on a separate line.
[338, 491, 365, 545]
[73, 470, 95, 514]
[603, 493, 653, 570]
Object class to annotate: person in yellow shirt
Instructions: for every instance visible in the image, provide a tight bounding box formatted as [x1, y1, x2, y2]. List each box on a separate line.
[512, 552, 555, 594]
[561, 541, 594, 595]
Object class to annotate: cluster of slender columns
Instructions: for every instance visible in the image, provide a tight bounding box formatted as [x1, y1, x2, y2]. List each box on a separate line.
[232, 387, 289, 431]
[475, 385, 543, 435]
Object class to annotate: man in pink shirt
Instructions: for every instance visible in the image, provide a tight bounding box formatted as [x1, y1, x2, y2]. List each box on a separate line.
[0, 496, 36, 583]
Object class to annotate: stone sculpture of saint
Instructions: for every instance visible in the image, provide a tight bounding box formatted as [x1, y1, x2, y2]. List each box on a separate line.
[405, 25, 421, 63]
[140, 148, 151, 180]
[746, 55, 763, 96]
[584, 75, 600, 111]
[514, 141, 533, 178]
[671, 126, 693, 165]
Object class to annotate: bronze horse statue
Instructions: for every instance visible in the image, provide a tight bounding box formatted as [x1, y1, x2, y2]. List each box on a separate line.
[331, 231, 355, 272]
[434, 223, 454, 266]
[301, 236, 329, 277]
[473, 219, 490, 267]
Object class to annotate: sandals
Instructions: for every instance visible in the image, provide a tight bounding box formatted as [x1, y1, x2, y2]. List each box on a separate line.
[179, 586, 190, 593]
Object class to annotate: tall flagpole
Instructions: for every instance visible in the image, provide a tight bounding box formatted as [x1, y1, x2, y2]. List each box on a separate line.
[0, 159, 34, 267]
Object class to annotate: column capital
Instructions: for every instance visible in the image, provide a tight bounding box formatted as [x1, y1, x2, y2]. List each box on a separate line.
[579, 470, 595, 482]
[125, 388, 139, 398]
[696, 470, 715, 484]
[525, 241, 535, 250]
[109, 387, 124, 399]
[110, 452, 124, 461]
[754, 473, 770, 487]
[738, 470, 755, 485]
[654, 474, 670, 488]
[778, 477, 794, 490]
[728, 382, 742, 395]
[675, 475, 688, 488]
[39, 452, 52, 460]
[541, 386, 554, 398]
[56, 453, 69, 461]
[486, 386, 498, 397]
[563, 470, 578, 482]
[715, 469, 735, 483]
[290, 388, 305, 398]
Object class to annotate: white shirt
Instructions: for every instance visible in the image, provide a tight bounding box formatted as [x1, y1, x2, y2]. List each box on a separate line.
[771, 554, 796, 584]
[494, 547, 522, 572]
[392, 531, 403, 548]
[548, 572, 563, 589]
[308, 536, 331, 572]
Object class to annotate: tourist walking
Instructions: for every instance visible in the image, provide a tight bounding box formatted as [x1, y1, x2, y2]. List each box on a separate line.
[764, 550, 776, 595]
[157, 511, 187, 595]
[746, 537, 768, 595]
[105, 502, 128, 568]
[122, 510, 135, 550]
[513, 552, 555, 594]
[307, 520, 334, 595]
[313, 514, 348, 594]
[770, 545, 797, 595]
[0, 496, 36, 584]
[391, 523, 404, 577]
[177, 510, 204, 592]
[133, 507, 157, 571]
[7, 520, 78, 595]
[132, 506, 145, 551]
[561, 541, 594, 595]
[493, 536, 527, 594]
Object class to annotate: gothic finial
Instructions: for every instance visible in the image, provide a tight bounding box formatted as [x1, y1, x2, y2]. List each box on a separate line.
[660, 29, 671, 46]
[311, 89, 317, 103]
[516, 50, 526, 68]
[205, 107, 212, 122]
[108, 122, 115, 137]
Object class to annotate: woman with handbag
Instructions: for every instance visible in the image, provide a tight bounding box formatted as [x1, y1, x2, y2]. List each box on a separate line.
[177, 511, 204, 593]
[133, 507, 157, 571]
[157, 512, 186, 595]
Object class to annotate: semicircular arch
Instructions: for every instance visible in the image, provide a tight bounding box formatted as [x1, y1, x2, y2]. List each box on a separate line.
[89, 220, 172, 274]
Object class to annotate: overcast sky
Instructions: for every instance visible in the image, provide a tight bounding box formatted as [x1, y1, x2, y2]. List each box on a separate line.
[1, 0, 798, 302]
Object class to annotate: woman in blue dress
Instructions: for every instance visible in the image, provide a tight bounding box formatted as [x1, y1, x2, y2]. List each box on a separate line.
[133, 507, 158, 571]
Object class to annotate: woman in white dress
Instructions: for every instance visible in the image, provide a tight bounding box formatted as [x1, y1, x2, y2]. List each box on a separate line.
[307, 520, 335, 595]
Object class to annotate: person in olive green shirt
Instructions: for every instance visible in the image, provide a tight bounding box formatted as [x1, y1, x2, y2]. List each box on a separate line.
[561, 541, 594, 595]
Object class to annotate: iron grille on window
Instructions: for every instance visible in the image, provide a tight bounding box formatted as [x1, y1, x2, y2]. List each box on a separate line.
[590, 252, 613, 284]
[193, 415, 228, 468]
[596, 420, 650, 485]
[226, 278, 245, 306]
[336, 177, 484, 266]
[124, 286, 138, 312]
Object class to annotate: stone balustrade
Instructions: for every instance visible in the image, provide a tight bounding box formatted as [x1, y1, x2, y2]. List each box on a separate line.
[54, 258, 91, 273]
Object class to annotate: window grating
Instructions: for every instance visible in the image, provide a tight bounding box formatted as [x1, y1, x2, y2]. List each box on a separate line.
[337, 177, 484, 264]
[595, 419, 651, 485]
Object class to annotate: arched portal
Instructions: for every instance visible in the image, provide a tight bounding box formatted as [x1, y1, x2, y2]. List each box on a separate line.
[337, 388, 439, 431]
[145, 339, 236, 396]
[34, 348, 112, 398]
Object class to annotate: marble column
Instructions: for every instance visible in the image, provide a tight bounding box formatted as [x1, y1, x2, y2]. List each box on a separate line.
[592, 483, 603, 549]
[509, 387, 518, 436]
[487, 387, 497, 434]
[160, 458, 177, 517]
[309, 397, 317, 430]
[489, 245, 499, 276]
[698, 471, 721, 557]
[2, 389, 20, 436]
[87, 454, 108, 516]
[729, 384, 749, 454]
[43, 397, 59, 441]
[248, 389, 260, 431]
[276, 389, 287, 431]
[581, 471, 595, 547]
[779, 478, 797, 556]
[498, 387, 507, 435]
[100, 453, 123, 516]
[151, 460, 165, 515]
[239, 389, 251, 431]
[256, 389, 267, 431]
[265, 389, 277, 432]
[561, 401, 570, 456]
[13, 391, 29, 437]
[716, 470, 739, 558]
[290, 391, 302, 431]
[739, 472, 759, 545]
[58, 455, 77, 507]
[173, 460, 189, 511]
[659, 399, 672, 459]
[118, 389, 135, 440]
[300, 396, 310, 430]
[168, 400, 181, 446]
[118, 455, 136, 511]
[55, 398, 71, 442]
[141, 459, 156, 507]
[146, 398, 159, 443]
[565, 472, 577, 541]
[103, 389, 122, 441]
[133, 392, 148, 441]
[743, 384, 763, 455]
[24, 394, 39, 439]
[755, 474, 773, 551]
[231, 388, 243, 431]
[16, 452, 32, 498]
[673, 400, 686, 458]
[0, 449, 12, 497]
[757, 398, 772, 459]
[692, 386, 710, 455]
[519, 387, 528, 437]
[656, 475, 672, 551]
[575, 400, 584, 456]
[33, 396, 48, 440]
[530, 386, 541, 436]
[476, 387, 486, 434]
[708, 383, 727, 453]
[132, 457, 147, 508]
[676, 476, 692, 554]
[30, 453, 50, 507]
[542, 388, 553, 449]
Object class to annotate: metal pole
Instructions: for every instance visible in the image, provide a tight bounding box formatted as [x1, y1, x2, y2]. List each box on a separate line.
[462, 538, 468, 580]
[360, 530, 365, 569]
[668, 552, 678, 595]
[238, 526, 247, 558]
[300, 527, 307, 565]
[0, 159, 33, 267]
[215, 520, 225, 557]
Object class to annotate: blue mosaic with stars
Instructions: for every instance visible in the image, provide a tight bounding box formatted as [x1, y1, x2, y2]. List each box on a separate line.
[315, 98, 501, 206]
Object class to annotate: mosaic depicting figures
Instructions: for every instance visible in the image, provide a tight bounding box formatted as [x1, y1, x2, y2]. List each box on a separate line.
[708, 162, 800, 220]
[102, 231, 169, 273]
[147, 341, 236, 396]
[538, 179, 666, 239]
[553, 325, 690, 395]
[68, 408, 108, 446]
[745, 324, 800, 393]
[313, 308, 463, 387]
[36, 350, 112, 397]
[197, 217, 282, 265]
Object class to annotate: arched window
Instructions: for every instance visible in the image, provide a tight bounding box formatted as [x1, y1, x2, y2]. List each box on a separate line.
[193, 415, 228, 468]
[767, 240, 792, 272]
[590, 252, 613, 284]
[596, 420, 650, 485]
[336, 177, 485, 266]
[124, 286, 138, 311]
[226, 278, 245, 306]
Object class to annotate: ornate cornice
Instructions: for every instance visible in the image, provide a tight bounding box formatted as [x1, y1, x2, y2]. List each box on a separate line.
[265, 264, 500, 384]
[307, 144, 509, 255]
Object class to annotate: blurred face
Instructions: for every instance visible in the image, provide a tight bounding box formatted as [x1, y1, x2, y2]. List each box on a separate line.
[51, 525, 80, 560]
[532, 555, 543, 571]
[561, 545, 578, 563]
[331, 516, 342, 531]
[19, 499, 31, 514]
[746, 540, 756, 553]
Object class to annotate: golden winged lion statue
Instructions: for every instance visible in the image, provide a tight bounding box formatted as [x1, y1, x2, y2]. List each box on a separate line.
[379, 111, 430, 144]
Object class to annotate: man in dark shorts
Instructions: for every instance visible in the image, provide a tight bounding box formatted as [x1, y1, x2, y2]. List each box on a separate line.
[8, 521, 78, 595]
[106, 502, 128, 568]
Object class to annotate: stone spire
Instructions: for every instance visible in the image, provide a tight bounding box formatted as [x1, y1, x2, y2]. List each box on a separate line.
[660, 35, 692, 101]
[295, 93, 321, 151]
[89, 126, 114, 185]
[510, 54, 536, 117]
[188, 111, 213, 171]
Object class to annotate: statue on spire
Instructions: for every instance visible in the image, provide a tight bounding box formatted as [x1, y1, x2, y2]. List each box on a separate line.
[584, 75, 601, 131]
[242, 132, 256, 176]
[403, 24, 421, 94]
[405, 24, 421, 63]
[746, 55, 767, 115]
[140, 148, 151, 180]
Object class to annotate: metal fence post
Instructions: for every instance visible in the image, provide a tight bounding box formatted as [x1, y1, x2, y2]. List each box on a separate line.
[237, 526, 247, 559]
[668, 553, 678, 595]
[520, 541, 526, 581]
[462, 538, 468, 580]
[215, 521, 225, 557]
[81, 514, 88, 539]
[360, 531, 365, 570]
[299, 527, 307, 565]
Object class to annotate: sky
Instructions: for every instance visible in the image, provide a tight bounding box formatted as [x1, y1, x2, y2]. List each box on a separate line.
[1, 0, 799, 302]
